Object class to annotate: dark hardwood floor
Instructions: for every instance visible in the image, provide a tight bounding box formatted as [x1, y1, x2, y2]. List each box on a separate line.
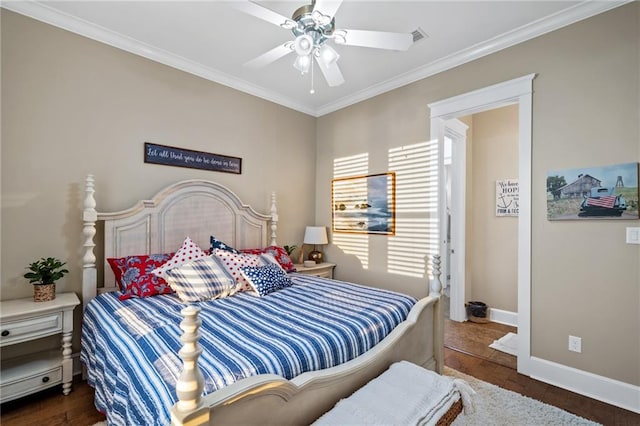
[444, 318, 640, 425]
[1, 320, 638, 425]
[0, 376, 106, 426]
[445, 316, 517, 369]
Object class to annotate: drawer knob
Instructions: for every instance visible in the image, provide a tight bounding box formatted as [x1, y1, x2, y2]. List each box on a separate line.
[42, 376, 50, 383]
[1, 330, 9, 337]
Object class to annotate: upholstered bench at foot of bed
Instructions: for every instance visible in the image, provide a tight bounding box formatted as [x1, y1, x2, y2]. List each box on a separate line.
[312, 361, 471, 426]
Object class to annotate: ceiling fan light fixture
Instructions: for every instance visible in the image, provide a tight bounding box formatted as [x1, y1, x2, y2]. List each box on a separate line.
[293, 54, 312, 74]
[318, 44, 339, 66]
[294, 34, 314, 56]
[237, 0, 412, 92]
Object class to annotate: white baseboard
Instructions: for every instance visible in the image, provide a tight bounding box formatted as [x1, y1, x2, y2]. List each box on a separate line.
[530, 356, 640, 414]
[484, 310, 638, 413]
[488, 307, 517, 327]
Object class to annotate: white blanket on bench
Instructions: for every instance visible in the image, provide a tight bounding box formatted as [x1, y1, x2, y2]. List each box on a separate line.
[313, 361, 474, 426]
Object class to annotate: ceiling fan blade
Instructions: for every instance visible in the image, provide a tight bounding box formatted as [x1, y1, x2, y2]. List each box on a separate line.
[312, 0, 343, 22]
[334, 29, 413, 51]
[315, 54, 345, 87]
[232, 1, 296, 29]
[244, 43, 293, 68]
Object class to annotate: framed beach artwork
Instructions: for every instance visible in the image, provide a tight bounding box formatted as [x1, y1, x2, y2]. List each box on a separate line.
[332, 172, 396, 235]
[546, 162, 639, 220]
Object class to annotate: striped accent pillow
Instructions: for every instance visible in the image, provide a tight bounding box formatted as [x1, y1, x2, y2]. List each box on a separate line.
[165, 256, 237, 302]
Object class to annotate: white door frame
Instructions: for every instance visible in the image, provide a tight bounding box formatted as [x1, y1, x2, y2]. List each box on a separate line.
[429, 74, 535, 374]
[444, 119, 468, 323]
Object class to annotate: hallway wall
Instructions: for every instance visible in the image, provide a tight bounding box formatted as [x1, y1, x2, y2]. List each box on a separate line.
[468, 105, 519, 313]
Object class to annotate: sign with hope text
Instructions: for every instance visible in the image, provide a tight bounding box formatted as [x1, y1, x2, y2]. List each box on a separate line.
[496, 179, 519, 217]
[144, 142, 241, 174]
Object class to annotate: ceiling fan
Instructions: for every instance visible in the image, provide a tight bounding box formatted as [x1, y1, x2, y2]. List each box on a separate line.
[233, 0, 413, 91]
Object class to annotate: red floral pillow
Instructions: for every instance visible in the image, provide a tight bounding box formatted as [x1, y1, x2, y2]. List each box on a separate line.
[107, 253, 174, 300]
[241, 246, 296, 273]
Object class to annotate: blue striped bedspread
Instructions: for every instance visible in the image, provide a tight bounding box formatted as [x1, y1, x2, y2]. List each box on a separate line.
[81, 274, 417, 425]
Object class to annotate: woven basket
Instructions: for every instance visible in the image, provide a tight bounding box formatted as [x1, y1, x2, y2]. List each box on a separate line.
[436, 398, 463, 426]
[34, 283, 56, 302]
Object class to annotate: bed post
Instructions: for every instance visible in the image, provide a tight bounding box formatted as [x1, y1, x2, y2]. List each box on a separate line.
[430, 254, 444, 374]
[171, 306, 209, 426]
[429, 254, 442, 297]
[82, 175, 98, 309]
[270, 191, 278, 246]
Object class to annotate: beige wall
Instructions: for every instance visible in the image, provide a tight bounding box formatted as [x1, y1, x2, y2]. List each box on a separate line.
[467, 105, 519, 312]
[1, 10, 317, 302]
[1, 3, 639, 390]
[317, 4, 639, 385]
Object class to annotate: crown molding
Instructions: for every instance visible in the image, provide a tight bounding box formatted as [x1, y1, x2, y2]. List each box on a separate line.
[2, 1, 632, 117]
[1, 1, 316, 116]
[315, 0, 632, 116]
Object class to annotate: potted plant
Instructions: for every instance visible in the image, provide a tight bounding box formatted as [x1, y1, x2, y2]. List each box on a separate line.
[283, 245, 297, 257]
[24, 257, 69, 302]
[283, 245, 301, 263]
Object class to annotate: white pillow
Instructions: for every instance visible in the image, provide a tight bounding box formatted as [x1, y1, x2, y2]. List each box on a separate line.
[212, 248, 264, 293]
[152, 236, 207, 279]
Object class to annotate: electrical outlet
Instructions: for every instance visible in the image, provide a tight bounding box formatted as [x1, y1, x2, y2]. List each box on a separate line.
[626, 227, 640, 244]
[568, 335, 582, 353]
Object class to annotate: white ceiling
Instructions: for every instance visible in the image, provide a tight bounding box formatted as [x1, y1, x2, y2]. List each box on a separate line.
[3, 1, 629, 116]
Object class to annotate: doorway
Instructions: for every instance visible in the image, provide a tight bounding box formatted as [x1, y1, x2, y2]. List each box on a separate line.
[442, 119, 468, 323]
[429, 74, 535, 375]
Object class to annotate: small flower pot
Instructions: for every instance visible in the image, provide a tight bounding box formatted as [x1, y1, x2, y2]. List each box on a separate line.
[34, 283, 56, 302]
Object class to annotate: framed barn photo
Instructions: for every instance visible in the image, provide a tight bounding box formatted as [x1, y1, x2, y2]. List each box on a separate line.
[546, 162, 639, 220]
[332, 172, 396, 235]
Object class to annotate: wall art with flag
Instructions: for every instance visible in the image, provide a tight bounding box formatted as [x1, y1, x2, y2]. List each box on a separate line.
[546, 162, 639, 220]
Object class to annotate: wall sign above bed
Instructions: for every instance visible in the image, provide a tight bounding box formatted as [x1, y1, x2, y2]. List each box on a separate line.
[144, 142, 242, 174]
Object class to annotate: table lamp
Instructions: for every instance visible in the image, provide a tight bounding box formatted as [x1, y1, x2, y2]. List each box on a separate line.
[303, 226, 328, 263]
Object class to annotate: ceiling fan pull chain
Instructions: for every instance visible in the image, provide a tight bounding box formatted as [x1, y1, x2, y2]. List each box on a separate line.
[310, 57, 315, 94]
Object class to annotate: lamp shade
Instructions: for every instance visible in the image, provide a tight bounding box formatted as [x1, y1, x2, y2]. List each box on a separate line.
[303, 226, 328, 245]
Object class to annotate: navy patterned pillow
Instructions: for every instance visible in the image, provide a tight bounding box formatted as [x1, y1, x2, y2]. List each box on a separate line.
[165, 255, 237, 303]
[240, 263, 293, 297]
[210, 236, 240, 254]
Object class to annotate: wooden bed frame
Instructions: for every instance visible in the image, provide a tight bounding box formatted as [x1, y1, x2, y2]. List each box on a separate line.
[81, 175, 445, 426]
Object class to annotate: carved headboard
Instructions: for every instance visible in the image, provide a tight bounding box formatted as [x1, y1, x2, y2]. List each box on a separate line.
[82, 175, 277, 308]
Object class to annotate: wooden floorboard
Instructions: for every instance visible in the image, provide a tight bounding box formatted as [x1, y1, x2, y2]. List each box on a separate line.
[445, 317, 517, 369]
[444, 319, 640, 425]
[1, 321, 638, 425]
[0, 376, 106, 425]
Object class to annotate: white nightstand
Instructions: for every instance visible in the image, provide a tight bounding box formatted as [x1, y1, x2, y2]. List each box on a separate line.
[293, 262, 336, 279]
[0, 292, 80, 403]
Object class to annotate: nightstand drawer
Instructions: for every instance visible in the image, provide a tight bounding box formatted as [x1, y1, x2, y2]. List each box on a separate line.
[0, 313, 63, 346]
[293, 263, 336, 279]
[304, 270, 332, 278]
[0, 364, 62, 403]
[0, 293, 79, 401]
